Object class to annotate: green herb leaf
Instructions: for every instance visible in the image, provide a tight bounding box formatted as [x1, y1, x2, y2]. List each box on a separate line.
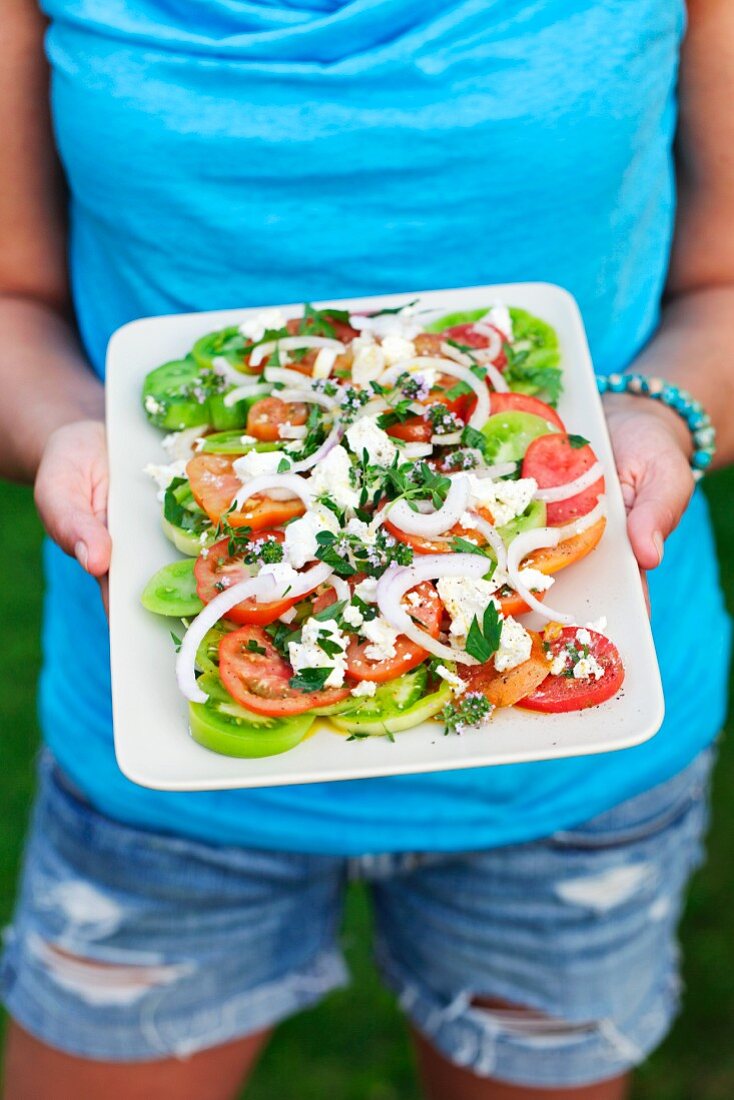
[246, 639, 267, 655]
[567, 434, 589, 449]
[465, 601, 502, 664]
[289, 667, 332, 692]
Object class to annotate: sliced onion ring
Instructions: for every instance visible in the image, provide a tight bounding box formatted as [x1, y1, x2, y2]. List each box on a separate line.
[278, 387, 338, 411]
[251, 336, 345, 369]
[261, 561, 333, 603]
[385, 475, 470, 538]
[460, 511, 508, 574]
[231, 473, 313, 512]
[264, 366, 323, 390]
[177, 575, 278, 703]
[506, 529, 574, 625]
[535, 462, 604, 503]
[377, 554, 490, 665]
[223, 382, 271, 408]
[472, 323, 504, 362]
[212, 356, 260, 388]
[287, 422, 344, 474]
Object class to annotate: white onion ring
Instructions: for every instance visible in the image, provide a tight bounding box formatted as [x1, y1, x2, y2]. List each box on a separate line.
[287, 422, 344, 474]
[212, 356, 260, 388]
[231, 473, 313, 511]
[556, 495, 607, 541]
[480, 361, 509, 393]
[278, 424, 307, 440]
[223, 383, 271, 408]
[177, 575, 278, 703]
[386, 475, 470, 538]
[430, 431, 463, 446]
[535, 462, 604, 503]
[473, 323, 504, 362]
[278, 387, 338, 411]
[377, 554, 490, 665]
[377, 357, 490, 430]
[439, 341, 473, 367]
[329, 576, 351, 603]
[506, 529, 574, 624]
[465, 462, 518, 480]
[460, 512, 508, 574]
[251, 336, 345, 369]
[261, 561, 333, 602]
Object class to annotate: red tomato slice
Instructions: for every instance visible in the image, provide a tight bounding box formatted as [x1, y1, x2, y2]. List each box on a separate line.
[386, 379, 468, 443]
[219, 625, 352, 716]
[246, 397, 308, 443]
[521, 433, 604, 525]
[457, 631, 549, 708]
[441, 322, 508, 369]
[194, 533, 306, 626]
[519, 627, 624, 712]
[345, 581, 442, 683]
[487, 392, 565, 430]
[187, 454, 306, 530]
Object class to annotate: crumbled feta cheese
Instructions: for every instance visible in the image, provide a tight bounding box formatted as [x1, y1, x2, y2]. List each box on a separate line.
[518, 566, 554, 593]
[381, 335, 416, 366]
[550, 652, 567, 675]
[143, 459, 188, 500]
[259, 561, 300, 596]
[233, 449, 291, 480]
[343, 603, 365, 629]
[278, 422, 307, 440]
[288, 617, 349, 689]
[283, 507, 339, 569]
[349, 310, 422, 341]
[467, 474, 537, 527]
[238, 308, 287, 343]
[346, 417, 398, 468]
[313, 347, 338, 379]
[308, 445, 360, 510]
[345, 517, 379, 544]
[435, 665, 467, 695]
[573, 655, 605, 680]
[144, 395, 163, 415]
[437, 576, 500, 641]
[353, 576, 379, 604]
[351, 680, 377, 697]
[361, 616, 399, 662]
[494, 617, 532, 672]
[586, 616, 608, 633]
[575, 628, 592, 647]
[351, 340, 387, 386]
[483, 304, 513, 341]
[239, 435, 258, 446]
[405, 590, 423, 609]
[161, 426, 206, 460]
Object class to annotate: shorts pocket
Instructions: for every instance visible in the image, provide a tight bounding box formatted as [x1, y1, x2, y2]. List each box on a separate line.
[549, 748, 715, 850]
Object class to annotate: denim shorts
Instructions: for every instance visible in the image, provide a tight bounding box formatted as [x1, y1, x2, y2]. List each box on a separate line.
[1, 748, 714, 1089]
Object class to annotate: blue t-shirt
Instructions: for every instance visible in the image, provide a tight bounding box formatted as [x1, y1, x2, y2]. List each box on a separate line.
[39, 0, 730, 853]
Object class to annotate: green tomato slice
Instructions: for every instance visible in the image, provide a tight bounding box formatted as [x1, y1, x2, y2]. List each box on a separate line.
[481, 410, 557, 464]
[191, 327, 259, 373]
[189, 702, 314, 758]
[423, 308, 488, 333]
[142, 358, 211, 430]
[161, 517, 213, 557]
[497, 499, 548, 546]
[195, 622, 237, 676]
[141, 559, 204, 617]
[508, 307, 560, 369]
[331, 673, 451, 736]
[207, 393, 250, 431]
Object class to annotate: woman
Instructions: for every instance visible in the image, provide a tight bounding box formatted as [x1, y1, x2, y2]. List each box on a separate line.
[0, 0, 731, 1097]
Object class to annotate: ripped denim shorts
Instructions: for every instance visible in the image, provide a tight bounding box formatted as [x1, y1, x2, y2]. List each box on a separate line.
[1, 747, 714, 1089]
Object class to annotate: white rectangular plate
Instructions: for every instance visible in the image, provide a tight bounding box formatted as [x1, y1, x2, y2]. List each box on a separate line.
[107, 282, 664, 791]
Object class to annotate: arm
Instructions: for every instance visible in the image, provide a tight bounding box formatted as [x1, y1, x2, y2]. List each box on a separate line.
[603, 0, 734, 571]
[1, 0, 109, 583]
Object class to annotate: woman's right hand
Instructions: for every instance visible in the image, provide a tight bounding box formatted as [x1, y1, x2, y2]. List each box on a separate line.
[34, 419, 112, 612]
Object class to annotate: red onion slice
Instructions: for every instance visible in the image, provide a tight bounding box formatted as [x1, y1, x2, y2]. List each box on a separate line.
[251, 336, 345, 369]
[177, 574, 278, 703]
[506, 529, 574, 624]
[377, 554, 490, 664]
[385, 475, 470, 538]
[535, 462, 604, 503]
[231, 473, 313, 511]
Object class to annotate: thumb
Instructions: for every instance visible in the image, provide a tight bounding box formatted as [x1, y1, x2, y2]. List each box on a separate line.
[623, 451, 694, 571]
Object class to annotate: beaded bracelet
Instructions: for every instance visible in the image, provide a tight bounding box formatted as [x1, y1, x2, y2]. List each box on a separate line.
[596, 371, 716, 479]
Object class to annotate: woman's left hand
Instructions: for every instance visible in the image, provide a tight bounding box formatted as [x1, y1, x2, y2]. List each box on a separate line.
[603, 392, 695, 574]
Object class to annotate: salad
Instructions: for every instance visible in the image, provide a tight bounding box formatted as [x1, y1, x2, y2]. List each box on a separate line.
[139, 300, 624, 758]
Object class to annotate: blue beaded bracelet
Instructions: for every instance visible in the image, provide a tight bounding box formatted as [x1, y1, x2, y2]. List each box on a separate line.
[596, 371, 716, 480]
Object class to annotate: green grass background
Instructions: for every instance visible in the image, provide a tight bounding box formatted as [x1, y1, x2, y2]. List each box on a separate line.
[1, 470, 732, 1099]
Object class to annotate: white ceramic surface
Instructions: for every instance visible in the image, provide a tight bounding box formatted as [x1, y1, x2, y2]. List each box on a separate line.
[106, 283, 664, 790]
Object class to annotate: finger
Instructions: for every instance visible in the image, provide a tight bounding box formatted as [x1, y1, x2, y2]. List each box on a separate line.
[625, 457, 694, 571]
[35, 484, 112, 577]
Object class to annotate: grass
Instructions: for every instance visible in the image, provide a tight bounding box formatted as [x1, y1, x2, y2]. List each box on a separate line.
[0, 469, 732, 1098]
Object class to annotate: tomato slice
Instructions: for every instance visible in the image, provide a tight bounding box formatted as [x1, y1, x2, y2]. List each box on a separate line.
[457, 631, 548, 708]
[246, 397, 308, 443]
[194, 533, 306, 626]
[441, 322, 508, 369]
[487, 392, 565, 430]
[524, 517, 606, 575]
[187, 454, 306, 529]
[219, 625, 352, 716]
[345, 582, 442, 683]
[518, 628, 624, 712]
[521, 433, 604, 525]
